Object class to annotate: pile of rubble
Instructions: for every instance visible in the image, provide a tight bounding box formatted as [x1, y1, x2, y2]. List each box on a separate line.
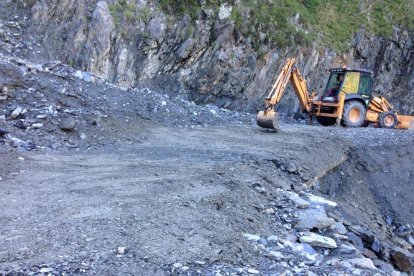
[0, 53, 253, 152]
[178, 191, 412, 275]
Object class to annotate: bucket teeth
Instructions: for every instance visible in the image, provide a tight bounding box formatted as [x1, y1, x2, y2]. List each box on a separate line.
[257, 110, 280, 130]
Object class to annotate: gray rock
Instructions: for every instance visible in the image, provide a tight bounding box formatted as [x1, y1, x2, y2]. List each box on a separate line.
[295, 208, 335, 230]
[177, 38, 194, 60]
[258, 238, 268, 246]
[302, 243, 317, 255]
[0, 60, 25, 90]
[172, 262, 182, 269]
[74, 70, 83, 79]
[247, 268, 259, 274]
[373, 259, 395, 274]
[59, 117, 76, 131]
[117, 246, 126, 254]
[339, 244, 359, 255]
[252, 183, 266, 194]
[334, 221, 348, 235]
[243, 233, 260, 241]
[286, 191, 310, 209]
[82, 72, 93, 82]
[268, 251, 284, 260]
[299, 232, 337, 249]
[304, 193, 337, 207]
[347, 232, 364, 251]
[87, 1, 115, 78]
[36, 114, 48, 119]
[266, 235, 279, 245]
[31, 123, 43, 128]
[392, 236, 412, 250]
[218, 4, 232, 20]
[148, 13, 166, 41]
[11, 106, 23, 119]
[408, 236, 414, 245]
[39, 268, 53, 273]
[347, 258, 376, 270]
[286, 163, 297, 173]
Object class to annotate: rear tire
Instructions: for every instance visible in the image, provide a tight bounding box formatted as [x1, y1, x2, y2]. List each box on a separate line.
[317, 117, 337, 126]
[378, 111, 398, 129]
[342, 100, 366, 127]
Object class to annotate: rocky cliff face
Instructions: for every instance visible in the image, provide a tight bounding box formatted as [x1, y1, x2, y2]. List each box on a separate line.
[7, 0, 414, 115]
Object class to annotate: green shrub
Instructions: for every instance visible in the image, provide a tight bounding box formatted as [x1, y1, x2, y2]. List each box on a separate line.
[109, 0, 137, 25]
[157, 0, 414, 51]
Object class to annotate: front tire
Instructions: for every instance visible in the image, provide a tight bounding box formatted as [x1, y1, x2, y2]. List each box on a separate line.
[342, 100, 366, 127]
[378, 111, 398, 129]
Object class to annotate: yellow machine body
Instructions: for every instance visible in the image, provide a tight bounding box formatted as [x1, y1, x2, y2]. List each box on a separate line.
[257, 58, 414, 130]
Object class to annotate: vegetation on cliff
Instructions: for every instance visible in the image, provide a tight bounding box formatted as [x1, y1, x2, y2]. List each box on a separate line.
[156, 0, 414, 51]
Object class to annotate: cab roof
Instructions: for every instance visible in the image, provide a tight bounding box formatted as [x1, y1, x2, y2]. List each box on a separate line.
[329, 68, 373, 75]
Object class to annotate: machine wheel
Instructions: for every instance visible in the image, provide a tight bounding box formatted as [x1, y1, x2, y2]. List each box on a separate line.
[342, 100, 367, 127]
[378, 111, 398, 129]
[316, 117, 337, 126]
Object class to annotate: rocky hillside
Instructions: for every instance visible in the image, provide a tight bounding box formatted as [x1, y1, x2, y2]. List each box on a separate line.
[2, 0, 414, 115]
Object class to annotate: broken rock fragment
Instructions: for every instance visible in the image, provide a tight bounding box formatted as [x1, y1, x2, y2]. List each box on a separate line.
[59, 117, 76, 131]
[347, 257, 377, 269]
[295, 208, 335, 230]
[286, 191, 310, 209]
[11, 106, 23, 118]
[299, 232, 337, 249]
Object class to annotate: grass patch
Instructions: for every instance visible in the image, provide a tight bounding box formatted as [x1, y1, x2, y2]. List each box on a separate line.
[109, 0, 137, 24]
[155, 0, 414, 51]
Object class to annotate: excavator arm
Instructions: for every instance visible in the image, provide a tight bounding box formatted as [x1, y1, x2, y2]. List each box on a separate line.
[257, 58, 312, 129]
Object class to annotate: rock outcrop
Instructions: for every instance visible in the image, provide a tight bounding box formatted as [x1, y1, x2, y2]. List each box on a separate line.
[8, 1, 414, 115]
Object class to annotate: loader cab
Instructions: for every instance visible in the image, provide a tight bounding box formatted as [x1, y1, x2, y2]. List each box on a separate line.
[322, 68, 374, 105]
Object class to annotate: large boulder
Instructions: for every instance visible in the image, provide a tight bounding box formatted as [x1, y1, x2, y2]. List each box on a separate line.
[295, 208, 335, 230]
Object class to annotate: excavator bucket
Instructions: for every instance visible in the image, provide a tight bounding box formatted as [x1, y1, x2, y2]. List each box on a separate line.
[257, 110, 280, 130]
[397, 115, 414, 130]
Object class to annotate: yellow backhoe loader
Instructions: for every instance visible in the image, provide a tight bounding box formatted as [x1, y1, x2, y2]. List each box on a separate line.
[257, 58, 414, 130]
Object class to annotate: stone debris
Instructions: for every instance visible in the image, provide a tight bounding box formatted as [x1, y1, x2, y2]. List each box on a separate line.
[243, 233, 261, 241]
[295, 208, 335, 230]
[58, 117, 76, 131]
[334, 221, 348, 235]
[247, 268, 259, 274]
[347, 257, 376, 269]
[117, 247, 126, 254]
[39, 267, 53, 273]
[299, 232, 337, 249]
[286, 191, 310, 209]
[304, 193, 338, 207]
[31, 123, 43, 128]
[408, 236, 414, 245]
[268, 251, 284, 260]
[11, 106, 23, 118]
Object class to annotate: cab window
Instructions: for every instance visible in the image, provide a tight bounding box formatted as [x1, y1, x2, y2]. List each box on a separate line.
[358, 74, 372, 96]
[324, 72, 344, 97]
[341, 72, 360, 94]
